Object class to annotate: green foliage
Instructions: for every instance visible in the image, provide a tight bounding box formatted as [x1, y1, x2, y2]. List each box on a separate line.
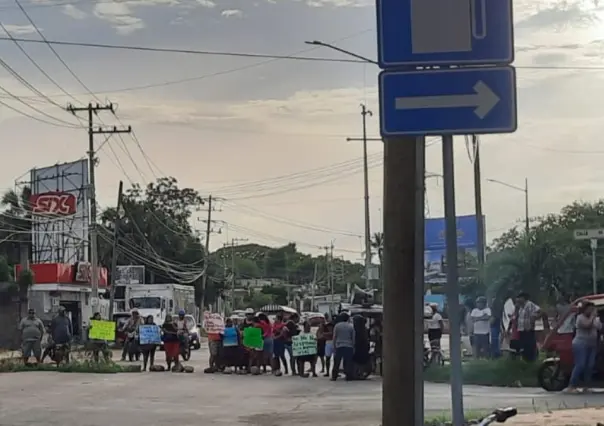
[424, 411, 487, 426]
[241, 292, 274, 311]
[261, 285, 288, 305]
[17, 269, 34, 290]
[423, 358, 540, 387]
[0, 256, 11, 282]
[486, 200, 604, 305]
[0, 187, 32, 266]
[0, 359, 139, 374]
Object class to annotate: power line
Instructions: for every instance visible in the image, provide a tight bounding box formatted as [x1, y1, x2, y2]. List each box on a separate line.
[4, 35, 603, 74]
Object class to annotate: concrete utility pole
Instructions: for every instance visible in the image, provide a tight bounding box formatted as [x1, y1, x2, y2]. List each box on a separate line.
[198, 195, 224, 317]
[360, 104, 373, 291]
[108, 180, 124, 319]
[486, 177, 530, 236]
[472, 135, 486, 267]
[67, 102, 131, 299]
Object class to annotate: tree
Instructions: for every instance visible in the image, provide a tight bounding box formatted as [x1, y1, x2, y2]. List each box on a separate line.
[99, 177, 205, 287]
[261, 285, 288, 305]
[371, 232, 383, 266]
[0, 187, 32, 265]
[486, 200, 604, 306]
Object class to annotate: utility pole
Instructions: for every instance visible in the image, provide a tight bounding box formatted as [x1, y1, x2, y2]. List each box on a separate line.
[329, 242, 335, 311]
[67, 102, 131, 299]
[472, 135, 486, 267]
[108, 180, 124, 319]
[361, 104, 373, 291]
[228, 237, 248, 312]
[198, 195, 224, 319]
[311, 261, 318, 311]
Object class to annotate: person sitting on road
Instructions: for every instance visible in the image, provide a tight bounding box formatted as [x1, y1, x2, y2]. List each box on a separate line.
[19, 308, 45, 364]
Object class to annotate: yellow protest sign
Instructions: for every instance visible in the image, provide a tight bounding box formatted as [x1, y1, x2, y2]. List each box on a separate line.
[89, 320, 116, 341]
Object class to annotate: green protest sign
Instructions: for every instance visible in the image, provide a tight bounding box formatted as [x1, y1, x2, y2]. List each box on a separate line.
[292, 333, 317, 357]
[243, 327, 263, 349]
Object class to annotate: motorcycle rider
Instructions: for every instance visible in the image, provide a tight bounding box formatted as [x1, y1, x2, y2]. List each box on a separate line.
[121, 309, 144, 361]
[175, 310, 190, 361]
[50, 307, 73, 360]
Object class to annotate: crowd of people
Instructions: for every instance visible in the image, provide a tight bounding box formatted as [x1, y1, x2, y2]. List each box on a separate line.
[206, 308, 382, 381]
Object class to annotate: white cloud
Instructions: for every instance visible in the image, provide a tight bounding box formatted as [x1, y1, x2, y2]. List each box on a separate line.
[196, 0, 216, 7]
[62, 4, 88, 19]
[221, 9, 243, 17]
[93, 2, 145, 34]
[0, 24, 39, 35]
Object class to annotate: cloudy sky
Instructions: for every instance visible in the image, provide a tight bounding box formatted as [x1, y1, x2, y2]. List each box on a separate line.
[0, 0, 603, 261]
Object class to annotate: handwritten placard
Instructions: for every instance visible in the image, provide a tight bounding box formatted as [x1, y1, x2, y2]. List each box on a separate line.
[89, 320, 116, 341]
[292, 333, 317, 357]
[203, 311, 225, 334]
[139, 325, 161, 345]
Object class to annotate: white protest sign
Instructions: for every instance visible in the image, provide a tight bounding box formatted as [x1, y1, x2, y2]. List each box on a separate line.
[292, 333, 317, 357]
[203, 311, 225, 334]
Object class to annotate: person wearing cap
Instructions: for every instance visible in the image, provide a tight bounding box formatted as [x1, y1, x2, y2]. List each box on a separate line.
[19, 308, 45, 364]
[50, 306, 73, 348]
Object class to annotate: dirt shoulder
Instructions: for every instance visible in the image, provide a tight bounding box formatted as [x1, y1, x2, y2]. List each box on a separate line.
[509, 408, 603, 426]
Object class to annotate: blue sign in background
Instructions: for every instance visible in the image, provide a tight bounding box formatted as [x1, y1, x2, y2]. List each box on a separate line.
[377, 0, 514, 67]
[425, 214, 484, 251]
[379, 67, 517, 136]
[139, 325, 161, 345]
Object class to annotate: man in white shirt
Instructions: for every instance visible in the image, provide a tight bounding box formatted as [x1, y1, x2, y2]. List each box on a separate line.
[471, 297, 491, 358]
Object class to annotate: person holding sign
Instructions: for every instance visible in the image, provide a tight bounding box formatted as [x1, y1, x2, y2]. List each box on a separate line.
[162, 315, 180, 371]
[293, 322, 318, 378]
[140, 315, 160, 371]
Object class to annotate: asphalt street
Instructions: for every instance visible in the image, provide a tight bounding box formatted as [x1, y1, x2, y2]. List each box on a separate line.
[1, 349, 603, 426]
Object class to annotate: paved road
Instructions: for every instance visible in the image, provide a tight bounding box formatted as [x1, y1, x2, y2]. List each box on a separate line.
[1, 350, 604, 425]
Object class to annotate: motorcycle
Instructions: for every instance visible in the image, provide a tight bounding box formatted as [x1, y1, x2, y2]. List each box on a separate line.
[179, 331, 191, 361]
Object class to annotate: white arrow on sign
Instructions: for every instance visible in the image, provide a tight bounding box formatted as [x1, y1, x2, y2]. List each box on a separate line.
[395, 81, 500, 119]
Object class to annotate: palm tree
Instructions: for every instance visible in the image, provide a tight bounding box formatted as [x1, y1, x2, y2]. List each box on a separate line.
[0, 187, 32, 265]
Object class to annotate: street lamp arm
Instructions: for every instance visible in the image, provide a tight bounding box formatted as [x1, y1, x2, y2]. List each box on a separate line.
[304, 40, 378, 65]
[486, 178, 526, 193]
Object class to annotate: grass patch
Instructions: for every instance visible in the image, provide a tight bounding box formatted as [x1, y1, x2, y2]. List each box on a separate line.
[424, 357, 540, 387]
[0, 358, 141, 374]
[424, 411, 487, 426]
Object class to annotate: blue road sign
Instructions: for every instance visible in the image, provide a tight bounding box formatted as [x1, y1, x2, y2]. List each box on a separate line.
[377, 0, 514, 67]
[379, 67, 517, 136]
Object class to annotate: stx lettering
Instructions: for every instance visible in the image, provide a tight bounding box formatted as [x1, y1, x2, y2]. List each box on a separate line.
[30, 192, 76, 215]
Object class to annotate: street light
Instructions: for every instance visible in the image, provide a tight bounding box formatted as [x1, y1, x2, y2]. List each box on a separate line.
[304, 40, 378, 65]
[486, 177, 529, 236]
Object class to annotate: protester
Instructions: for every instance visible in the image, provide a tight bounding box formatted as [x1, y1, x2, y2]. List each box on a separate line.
[19, 308, 45, 364]
[239, 310, 255, 373]
[352, 315, 370, 369]
[221, 318, 241, 373]
[296, 321, 318, 378]
[161, 314, 180, 370]
[87, 312, 109, 363]
[331, 312, 355, 381]
[564, 301, 602, 394]
[207, 323, 222, 371]
[282, 320, 299, 375]
[122, 309, 143, 362]
[471, 297, 491, 358]
[140, 315, 158, 371]
[515, 292, 541, 362]
[317, 313, 335, 376]
[256, 313, 273, 373]
[426, 304, 444, 348]
[489, 298, 503, 358]
[272, 313, 287, 374]
[506, 306, 521, 356]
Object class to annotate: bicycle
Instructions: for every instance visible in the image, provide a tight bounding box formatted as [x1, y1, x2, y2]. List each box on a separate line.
[477, 407, 517, 426]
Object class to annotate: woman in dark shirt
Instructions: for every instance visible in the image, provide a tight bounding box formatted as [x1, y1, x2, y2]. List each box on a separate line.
[282, 320, 299, 376]
[161, 314, 180, 370]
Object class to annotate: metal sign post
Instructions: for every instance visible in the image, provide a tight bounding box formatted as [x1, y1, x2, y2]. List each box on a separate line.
[574, 229, 603, 295]
[375, 0, 517, 422]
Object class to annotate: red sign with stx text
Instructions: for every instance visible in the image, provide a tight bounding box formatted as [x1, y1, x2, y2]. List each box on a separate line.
[30, 192, 77, 215]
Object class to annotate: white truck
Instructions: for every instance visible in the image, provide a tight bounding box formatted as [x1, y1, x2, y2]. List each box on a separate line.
[124, 283, 196, 325]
